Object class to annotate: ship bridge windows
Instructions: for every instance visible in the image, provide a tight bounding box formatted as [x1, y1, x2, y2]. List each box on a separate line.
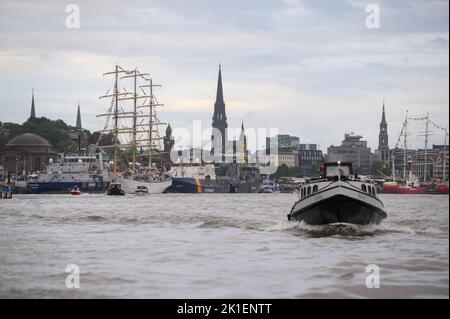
[361, 184, 367, 193]
[313, 185, 318, 193]
[307, 186, 312, 196]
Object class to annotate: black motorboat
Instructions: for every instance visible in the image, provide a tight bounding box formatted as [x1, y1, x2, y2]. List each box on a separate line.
[107, 182, 125, 196]
[288, 162, 387, 225]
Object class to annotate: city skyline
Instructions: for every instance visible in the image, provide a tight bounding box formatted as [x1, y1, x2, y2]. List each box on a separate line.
[0, 0, 448, 151]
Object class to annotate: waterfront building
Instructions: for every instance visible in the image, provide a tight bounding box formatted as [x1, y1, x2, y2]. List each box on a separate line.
[0, 133, 57, 174]
[391, 145, 449, 182]
[266, 134, 300, 153]
[277, 147, 296, 168]
[327, 133, 372, 174]
[297, 144, 324, 177]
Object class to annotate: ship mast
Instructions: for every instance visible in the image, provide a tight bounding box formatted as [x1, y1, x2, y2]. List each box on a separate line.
[444, 129, 448, 182]
[403, 110, 408, 181]
[98, 65, 129, 173]
[423, 111, 430, 183]
[97, 65, 168, 175]
[120, 68, 140, 173]
[139, 77, 165, 169]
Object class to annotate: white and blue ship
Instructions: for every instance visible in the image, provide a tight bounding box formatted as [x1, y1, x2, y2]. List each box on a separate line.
[27, 153, 112, 193]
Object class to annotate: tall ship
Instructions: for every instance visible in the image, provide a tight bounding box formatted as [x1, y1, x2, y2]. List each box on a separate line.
[96, 65, 172, 194]
[382, 111, 449, 194]
[27, 153, 111, 193]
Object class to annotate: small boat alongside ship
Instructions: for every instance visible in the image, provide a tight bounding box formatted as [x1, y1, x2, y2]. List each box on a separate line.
[134, 185, 149, 195]
[258, 179, 280, 193]
[288, 162, 387, 225]
[107, 182, 125, 196]
[69, 186, 82, 195]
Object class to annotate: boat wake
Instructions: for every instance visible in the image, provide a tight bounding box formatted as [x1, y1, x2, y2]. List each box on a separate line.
[266, 219, 447, 237]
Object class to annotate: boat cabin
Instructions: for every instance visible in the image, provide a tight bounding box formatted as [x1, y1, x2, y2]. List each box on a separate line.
[321, 162, 353, 180]
[296, 162, 380, 201]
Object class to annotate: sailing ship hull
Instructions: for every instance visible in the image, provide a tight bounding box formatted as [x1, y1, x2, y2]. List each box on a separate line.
[289, 182, 387, 225]
[165, 178, 231, 193]
[117, 177, 172, 194]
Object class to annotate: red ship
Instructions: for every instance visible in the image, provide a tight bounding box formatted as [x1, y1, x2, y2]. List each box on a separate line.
[429, 183, 449, 194]
[383, 159, 430, 194]
[383, 181, 429, 194]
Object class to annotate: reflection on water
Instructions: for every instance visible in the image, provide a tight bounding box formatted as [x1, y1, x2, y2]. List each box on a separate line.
[0, 193, 448, 298]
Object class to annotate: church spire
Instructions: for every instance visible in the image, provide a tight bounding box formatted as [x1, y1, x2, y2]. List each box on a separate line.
[216, 65, 224, 105]
[212, 64, 227, 124]
[378, 99, 389, 161]
[30, 88, 36, 119]
[211, 64, 228, 160]
[76, 101, 82, 129]
[381, 98, 387, 125]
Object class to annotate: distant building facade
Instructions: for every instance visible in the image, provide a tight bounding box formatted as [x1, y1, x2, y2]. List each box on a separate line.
[266, 134, 300, 152]
[327, 133, 372, 174]
[432, 144, 449, 182]
[0, 133, 57, 173]
[277, 147, 296, 168]
[297, 144, 324, 176]
[391, 145, 449, 182]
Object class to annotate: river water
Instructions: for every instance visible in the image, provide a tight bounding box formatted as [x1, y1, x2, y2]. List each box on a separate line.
[0, 193, 448, 298]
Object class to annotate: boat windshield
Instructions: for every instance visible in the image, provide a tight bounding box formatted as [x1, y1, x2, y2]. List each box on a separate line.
[326, 165, 350, 177]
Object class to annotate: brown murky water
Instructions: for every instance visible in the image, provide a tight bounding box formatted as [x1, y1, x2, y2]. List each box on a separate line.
[0, 193, 448, 298]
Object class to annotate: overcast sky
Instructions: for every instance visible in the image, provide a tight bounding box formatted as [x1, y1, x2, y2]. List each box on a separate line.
[0, 0, 448, 152]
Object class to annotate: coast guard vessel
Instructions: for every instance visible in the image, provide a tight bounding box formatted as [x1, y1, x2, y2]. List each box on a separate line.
[27, 153, 111, 193]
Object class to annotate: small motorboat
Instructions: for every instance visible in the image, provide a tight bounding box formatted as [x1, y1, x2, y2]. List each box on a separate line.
[107, 182, 125, 196]
[134, 185, 149, 196]
[258, 179, 280, 193]
[70, 187, 82, 195]
[288, 162, 387, 225]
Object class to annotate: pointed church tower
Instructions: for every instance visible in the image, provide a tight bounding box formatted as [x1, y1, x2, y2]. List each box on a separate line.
[163, 123, 175, 167]
[29, 88, 36, 120]
[75, 102, 82, 129]
[211, 65, 228, 160]
[378, 100, 389, 161]
[239, 121, 248, 164]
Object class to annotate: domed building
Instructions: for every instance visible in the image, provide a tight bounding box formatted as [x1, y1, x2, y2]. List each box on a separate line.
[0, 133, 57, 174]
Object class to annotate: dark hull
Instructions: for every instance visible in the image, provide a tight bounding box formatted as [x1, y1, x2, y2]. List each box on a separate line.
[165, 178, 231, 193]
[27, 182, 109, 194]
[107, 187, 125, 196]
[289, 195, 387, 225]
